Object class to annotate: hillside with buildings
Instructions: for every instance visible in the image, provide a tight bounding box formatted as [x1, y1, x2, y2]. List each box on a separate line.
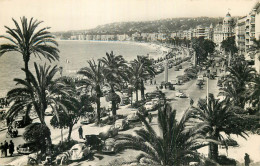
[54, 17, 224, 39]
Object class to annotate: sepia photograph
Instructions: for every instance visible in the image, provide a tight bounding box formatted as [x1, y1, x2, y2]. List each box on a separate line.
[0, 0, 259, 165]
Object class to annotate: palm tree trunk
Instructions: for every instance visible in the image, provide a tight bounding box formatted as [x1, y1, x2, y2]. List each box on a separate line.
[96, 97, 101, 124]
[136, 89, 138, 102]
[67, 124, 73, 141]
[208, 132, 219, 162]
[110, 86, 117, 116]
[141, 80, 145, 101]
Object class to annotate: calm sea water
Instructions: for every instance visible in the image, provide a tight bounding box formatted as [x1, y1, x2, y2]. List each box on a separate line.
[0, 40, 158, 97]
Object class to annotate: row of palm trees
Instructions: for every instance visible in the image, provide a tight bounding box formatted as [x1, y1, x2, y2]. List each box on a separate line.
[0, 17, 156, 154]
[114, 43, 260, 165]
[77, 52, 156, 124]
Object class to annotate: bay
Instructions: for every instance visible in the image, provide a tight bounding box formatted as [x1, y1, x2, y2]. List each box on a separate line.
[0, 40, 161, 97]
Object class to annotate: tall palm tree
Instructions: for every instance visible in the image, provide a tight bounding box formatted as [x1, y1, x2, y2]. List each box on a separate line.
[0, 17, 60, 82]
[134, 55, 155, 100]
[77, 60, 104, 124]
[224, 58, 255, 108]
[6, 63, 68, 154]
[128, 62, 143, 102]
[99, 51, 127, 116]
[191, 94, 248, 162]
[116, 103, 211, 166]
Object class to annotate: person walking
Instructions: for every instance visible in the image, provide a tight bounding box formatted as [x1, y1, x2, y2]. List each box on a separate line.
[244, 153, 250, 166]
[4, 140, 8, 157]
[9, 140, 14, 157]
[0, 143, 4, 157]
[78, 126, 83, 139]
[190, 98, 194, 106]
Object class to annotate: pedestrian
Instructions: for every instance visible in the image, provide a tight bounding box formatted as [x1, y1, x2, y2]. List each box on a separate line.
[190, 98, 194, 106]
[4, 140, 8, 157]
[9, 140, 14, 157]
[148, 113, 153, 123]
[244, 153, 250, 166]
[154, 80, 156, 85]
[0, 143, 4, 157]
[150, 79, 153, 85]
[78, 126, 83, 139]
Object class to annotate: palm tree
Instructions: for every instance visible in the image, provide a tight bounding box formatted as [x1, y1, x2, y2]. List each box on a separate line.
[224, 58, 256, 108]
[116, 103, 211, 166]
[134, 55, 155, 100]
[0, 17, 59, 82]
[191, 94, 248, 162]
[128, 62, 143, 102]
[6, 63, 68, 154]
[77, 60, 104, 124]
[247, 74, 260, 113]
[99, 51, 127, 116]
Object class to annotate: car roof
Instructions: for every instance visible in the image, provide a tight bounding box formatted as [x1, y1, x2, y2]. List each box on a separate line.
[71, 143, 85, 149]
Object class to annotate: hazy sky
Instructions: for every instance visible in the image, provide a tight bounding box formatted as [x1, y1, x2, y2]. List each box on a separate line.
[0, 0, 257, 34]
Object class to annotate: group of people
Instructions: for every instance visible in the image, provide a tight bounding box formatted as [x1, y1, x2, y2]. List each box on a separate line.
[0, 140, 14, 157]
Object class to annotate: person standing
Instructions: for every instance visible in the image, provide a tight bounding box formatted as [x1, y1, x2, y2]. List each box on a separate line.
[244, 153, 250, 166]
[4, 140, 8, 157]
[78, 126, 83, 139]
[0, 142, 4, 157]
[148, 113, 153, 123]
[190, 98, 194, 106]
[9, 140, 14, 157]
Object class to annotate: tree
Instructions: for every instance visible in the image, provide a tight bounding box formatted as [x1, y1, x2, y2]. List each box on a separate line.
[221, 36, 238, 56]
[134, 55, 155, 100]
[0, 17, 60, 124]
[116, 103, 211, 166]
[0, 17, 59, 82]
[247, 74, 260, 113]
[6, 63, 67, 155]
[191, 37, 216, 65]
[50, 92, 93, 141]
[191, 94, 248, 162]
[23, 122, 51, 153]
[77, 60, 104, 124]
[223, 57, 256, 108]
[128, 62, 143, 102]
[99, 51, 127, 116]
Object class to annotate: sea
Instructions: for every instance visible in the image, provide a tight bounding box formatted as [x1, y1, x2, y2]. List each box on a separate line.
[0, 40, 162, 97]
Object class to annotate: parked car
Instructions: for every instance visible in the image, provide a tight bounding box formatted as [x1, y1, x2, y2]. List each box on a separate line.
[175, 90, 187, 98]
[144, 101, 155, 111]
[80, 113, 95, 125]
[99, 125, 119, 140]
[126, 111, 139, 122]
[17, 142, 38, 154]
[114, 119, 129, 131]
[102, 138, 118, 153]
[69, 143, 92, 161]
[85, 134, 102, 151]
[151, 98, 159, 106]
[197, 75, 204, 81]
[15, 115, 32, 128]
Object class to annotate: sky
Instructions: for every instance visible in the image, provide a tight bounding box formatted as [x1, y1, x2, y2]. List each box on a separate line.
[0, 0, 257, 34]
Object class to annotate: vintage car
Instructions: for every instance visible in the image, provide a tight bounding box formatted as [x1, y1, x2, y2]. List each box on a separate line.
[17, 142, 38, 154]
[102, 138, 118, 153]
[126, 111, 139, 122]
[69, 143, 91, 161]
[99, 125, 119, 140]
[15, 115, 32, 128]
[114, 119, 129, 131]
[144, 101, 155, 111]
[85, 134, 102, 151]
[80, 113, 95, 125]
[175, 90, 187, 98]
